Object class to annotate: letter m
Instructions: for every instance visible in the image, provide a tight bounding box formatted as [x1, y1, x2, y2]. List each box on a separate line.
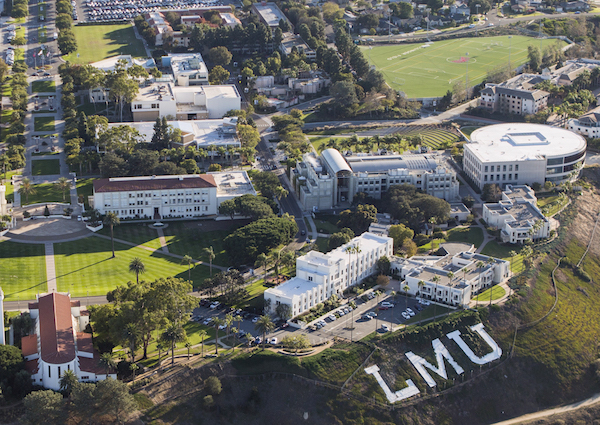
[405, 338, 464, 388]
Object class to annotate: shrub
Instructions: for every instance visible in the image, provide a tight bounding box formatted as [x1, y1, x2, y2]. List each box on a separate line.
[205, 376, 222, 395]
[203, 395, 214, 409]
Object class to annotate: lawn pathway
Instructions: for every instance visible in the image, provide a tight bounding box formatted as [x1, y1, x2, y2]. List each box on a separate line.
[156, 228, 169, 253]
[44, 242, 57, 292]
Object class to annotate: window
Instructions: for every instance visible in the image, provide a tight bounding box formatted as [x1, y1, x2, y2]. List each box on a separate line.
[58, 366, 61, 377]
[48, 366, 51, 378]
[151, 104, 159, 109]
[515, 173, 518, 180]
[503, 165, 506, 172]
[515, 165, 519, 171]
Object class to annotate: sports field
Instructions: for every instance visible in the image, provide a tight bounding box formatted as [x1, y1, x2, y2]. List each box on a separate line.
[63, 24, 147, 64]
[362, 36, 567, 98]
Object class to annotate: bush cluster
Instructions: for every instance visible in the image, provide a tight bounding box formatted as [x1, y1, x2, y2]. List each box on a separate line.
[56, 0, 77, 55]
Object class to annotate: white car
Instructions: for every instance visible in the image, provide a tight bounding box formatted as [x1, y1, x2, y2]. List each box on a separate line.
[218, 324, 227, 330]
[406, 308, 415, 316]
[328, 314, 336, 321]
[381, 302, 395, 308]
[252, 316, 259, 323]
[210, 302, 220, 309]
[203, 318, 213, 325]
[418, 299, 431, 306]
[401, 312, 410, 320]
[381, 324, 390, 332]
[338, 310, 345, 316]
[270, 337, 278, 345]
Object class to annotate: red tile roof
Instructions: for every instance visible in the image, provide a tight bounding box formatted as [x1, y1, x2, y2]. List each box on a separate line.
[79, 352, 110, 375]
[93, 175, 217, 193]
[76, 332, 94, 353]
[38, 293, 76, 365]
[21, 335, 38, 357]
[25, 359, 39, 375]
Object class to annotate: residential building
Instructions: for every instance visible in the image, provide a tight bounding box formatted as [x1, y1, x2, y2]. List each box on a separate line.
[552, 58, 600, 86]
[483, 185, 550, 244]
[145, 11, 172, 46]
[463, 123, 586, 190]
[449, 203, 471, 222]
[131, 82, 241, 121]
[251, 2, 292, 32]
[567, 105, 600, 138]
[91, 171, 255, 220]
[264, 232, 393, 318]
[22, 292, 117, 391]
[107, 117, 240, 150]
[279, 32, 316, 60]
[292, 149, 459, 212]
[479, 81, 549, 116]
[161, 53, 209, 87]
[391, 251, 510, 308]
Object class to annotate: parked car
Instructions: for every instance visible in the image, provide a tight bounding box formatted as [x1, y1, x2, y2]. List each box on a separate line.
[210, 301, 220, 309]
[255, 336, 262, 344]
[381, 302, 395, 308]
[328, 314, 336, 321]
[203, 318, 213, 325]
[366, 312, 377, 318]
[406, 308, 415, 316]
[401, 312, 410, 320]
[413, 304, 422, 311]
[270, 337, 278, 345]
[381, 324, 390, 332]
[218, 323, 227, 330]
[338, 310, 345, 316]
[252, 316, 259, 323]
[362, 314, 372, 321]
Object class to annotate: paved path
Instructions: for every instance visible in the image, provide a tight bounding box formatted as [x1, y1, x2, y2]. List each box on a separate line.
[157, 227, 169, 253]
[44, 242, 57, 292]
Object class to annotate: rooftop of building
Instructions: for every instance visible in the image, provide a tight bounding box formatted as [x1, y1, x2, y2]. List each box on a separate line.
[171, 84, 240, 101]
[450, 203, 470, 214]
[134, 82, 175, 102]
[37, 292, 76, 365]
[265, 276, 320, 298]
[107, 118, 239, 148]
[485, 186, 547, 228]
[280, 32, 314, 53]
[90, 55, 156, 72]
[346, 153, 441, 174]
[252, 2, 288, 27]
[467, 123, 586, 162]
[166, 52, 208, 76]
[93, 175, 217, 193]
[210, 171, 256, 197]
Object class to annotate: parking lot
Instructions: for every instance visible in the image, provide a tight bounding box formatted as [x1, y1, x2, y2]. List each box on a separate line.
[190, 291, 434, 347]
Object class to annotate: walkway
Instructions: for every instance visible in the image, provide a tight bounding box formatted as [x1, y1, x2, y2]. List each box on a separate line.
[44, 242, 57, 292]
[157, 227, 169, 253]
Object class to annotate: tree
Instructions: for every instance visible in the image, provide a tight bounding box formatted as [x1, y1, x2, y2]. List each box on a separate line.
[128, 257, 146, 285]
[322, 2, 343, 21]
[123, 322, 140, 362]
[205, 376, 222, 395]
[95, 378, 137, 424]
[19, 177, 35, 203]
[161, 323, 187, 365]
[401, 239, 417, 258]
[71, 382, 98, 421]
[255, 315, 275, 349]
[104, 212, 120, 258]
[255, 253, 270, 281]
[208, 46, 233, 66]
[58, 29, 78, 55]
[528, 45, 542, 73]
[209, 65, 230, 85]
[389, 224, 414, 252]
[329, 228, 354, 250]
[203, 246, 216, 277]
[98, 352, 116, 375]
[22, 390, 64, 425]
[59, 369, 78, 396]
[431, 275, 440, 321]
[0, 344, 25, 393]
[281, 334, 311, 355]
[198, 329, 207, 357]
[130, 362, 140, 381]
[377, 256, 391, 275]
[213, 317, 224, 355]
[181, 255, 193, 282]
[10, 35, 26, 47]
[253, 171, 282, 199]
[330, 80, 358, 106]
[275, 303, 292, 321]
[338, 204, 377, 235]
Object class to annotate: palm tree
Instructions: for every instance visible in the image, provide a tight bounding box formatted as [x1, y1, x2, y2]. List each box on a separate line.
[98, 352, 116, 375]
[156, 343, 164, 369]
[403, 284, 410, 311]
[487, 257, 495, 307]
[225, 313, 234, 341]
[18, 177, 35, 204]
[431, 275, 440, 322]
[185, 341, 192, 360]
[213, 317, 224, 355]
[198, 330, 207, 357]
[129, 363, 139, 381]
[254, 315, 275, 350]
[203, 246, 215, 277]
[59, 369, 78, 395]
[55, 177, 71, 202]
[123, 323, 139, 362]
[417, 280, 425, 325]
[245, 332, 254, 349]
[103, 212, 120, 258]
[128, 257, 145, 285]
[234, 314, 243, 336]
[429, 217, 437, 249]
[273, 185, 288, 201]
[231, 327, 238, 352]
[181, 255, 193, 282]
[446, 272, 454, 305]
[508, 250, 517, 295]
[162, 323, 187, 365]
[255, 253, 270, 282]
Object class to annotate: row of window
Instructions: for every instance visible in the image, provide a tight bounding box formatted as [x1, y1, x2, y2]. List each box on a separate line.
[484, 173, 518, 182]
[484, 164, 519, 173]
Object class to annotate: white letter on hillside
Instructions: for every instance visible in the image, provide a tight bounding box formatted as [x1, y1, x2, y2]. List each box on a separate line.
[446, 323, 502, 365]
[405, 338, 464, 388]
[364, 365, 420, 403]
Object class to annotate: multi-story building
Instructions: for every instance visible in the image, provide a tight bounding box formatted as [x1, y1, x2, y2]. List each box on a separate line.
[479, 85, 549, 116]
[279, 32, 316, 60]
[131, 82, 241, 121]
[567, 105, 600, 138]
[161, 53, 209, 87]
[107, 117, 240, 150]
[91, 172, 255, 220]
[483, 185, 550, 244]
[264, 232, 393, 318]
[391, 251, 510, 308]
[251, 2, 293, 32]
[463, 123, 586, 190]
[292, 149, 459, 212]
[21, 292, 116, 391]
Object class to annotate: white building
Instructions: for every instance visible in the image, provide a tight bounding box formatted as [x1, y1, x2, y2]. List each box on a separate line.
[91, 172, 255, 220]
[483, 185, 550, 244]
[107, 117, 240, 150]
[463, 123, 586, 190]
[567, 105, 600, 138]
[292, 149, 459, 212]
[161, 53, 209, 87]
[131, 82, 241, 121]
[391, 251, 510, 308]
[22, 293, 116, 391]
[479, 85, 549, 116]
[280, 32, 316, 60]
[264, 232, 393, 318]
[251, 2, 292, 32]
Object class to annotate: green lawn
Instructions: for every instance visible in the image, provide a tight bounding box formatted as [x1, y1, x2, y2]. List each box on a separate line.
[0, 241, 47, 301]
[1, 170, 21, 203]
[32, 159, 60, 176]
[75, 178, 95, 207]
[315, 236, 329, 253]
[405, 304, 453, 325]
[22, 182, 65, 205]
[446, 226, 484, 248]
[54, 236, 211, 296]
[97, 223, 163, 251]
[362, 36, 567, 98]
[314, 218, 341, 234]
[63, 24, 147, 64]
[472, 285, 506, 302]
[1, 76, 12, 97]
[33, 116, 55, 132]
[481, 241, 524, 274]
[537, 194, 569, 217]
[32, 80, 55, 93]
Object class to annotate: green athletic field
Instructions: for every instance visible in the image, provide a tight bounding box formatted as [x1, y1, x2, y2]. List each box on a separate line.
[361, 36, 567, 98]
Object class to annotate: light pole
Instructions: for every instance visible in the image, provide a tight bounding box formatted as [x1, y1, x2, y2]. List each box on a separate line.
[508, 35, 512, 71]
[465, 52, 470, 102]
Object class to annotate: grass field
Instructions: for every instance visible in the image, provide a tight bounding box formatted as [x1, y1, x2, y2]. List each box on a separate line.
[32, 159, 60, 176]
[481, 240, 525, 274]
[22, 182, 65, 205]
[54, 236, 211, 297]
[75, 178, 95, 207]
[0, 241, 47, 301]
[63, 24, 147, 64]
[472, 284, 506, 302]
[33, 116, 55, 132]
[32, 80, 55, 93]
[1, 170, 20, 202]
[362, 36, 567, 98]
